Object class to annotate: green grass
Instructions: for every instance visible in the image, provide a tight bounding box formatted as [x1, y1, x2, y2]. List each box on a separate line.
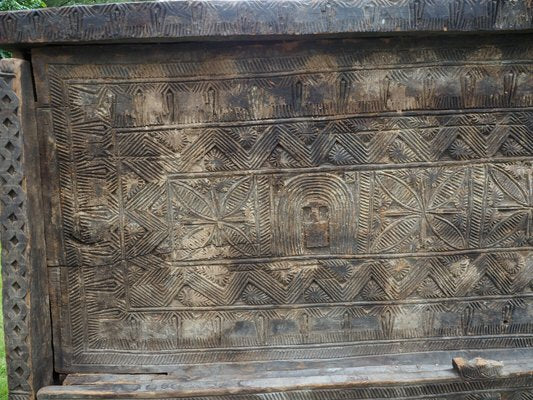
[0, 276, 7, 400]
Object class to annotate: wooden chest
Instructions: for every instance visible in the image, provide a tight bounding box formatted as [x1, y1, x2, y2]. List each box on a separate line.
[0, 1, 532, 399]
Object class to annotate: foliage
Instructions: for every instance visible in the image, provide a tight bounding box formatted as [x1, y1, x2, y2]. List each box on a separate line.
[0, 0, 46, 11]
[0, 0, 46, 58]
[45, 0, 133, 6]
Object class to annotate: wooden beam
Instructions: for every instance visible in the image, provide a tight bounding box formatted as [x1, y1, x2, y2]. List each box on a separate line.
[0, 58, 53, 400]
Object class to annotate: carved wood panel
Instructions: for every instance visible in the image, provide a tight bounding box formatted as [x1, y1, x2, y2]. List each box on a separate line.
[1, 0, 532, 46]
[0, 59, 53, 400]
[32, 36, 533, 372]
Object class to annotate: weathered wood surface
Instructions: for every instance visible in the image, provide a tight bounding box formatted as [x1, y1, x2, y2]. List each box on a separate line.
[0, 1, 532, 399]
[0, 59, 53, 399]
[31, 34, 533, 374]
[0, 0, 533, 47]
[60, 348, 530, 383]
[35, 350, 533, 399]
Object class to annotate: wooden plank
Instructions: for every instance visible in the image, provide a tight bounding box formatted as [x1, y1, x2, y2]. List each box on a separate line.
[38, 355, 533, 399]
[1, 0, 533, 47]
[0, 59, 53, 399]
[61, 349, 533, 386]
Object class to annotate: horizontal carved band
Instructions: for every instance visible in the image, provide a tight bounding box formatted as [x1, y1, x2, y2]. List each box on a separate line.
[1, 0, 533, 46]
[33, 31, 533, 373]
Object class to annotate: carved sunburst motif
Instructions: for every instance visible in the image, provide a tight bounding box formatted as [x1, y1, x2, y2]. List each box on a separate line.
[176, 286, 214, 307]
[483, 164, 533, 247]
[268, 262, 300, 285]
[196, 265, 230, 287]
[172, 176, 259, 259]
[329, 143, 356, 165]
[241, 284, 272, 305]
[417, 277, 445, 299]
[388, 139, 416, 163]
[360, 279, 388, 301]
[448, 138, 476, 160]
[373, 168, 468, 252]
[304, 283, 331, 303]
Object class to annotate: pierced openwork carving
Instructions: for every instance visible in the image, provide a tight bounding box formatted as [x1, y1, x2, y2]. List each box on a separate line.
[0, 63, 33, 399]
[0, 59, 52, 400]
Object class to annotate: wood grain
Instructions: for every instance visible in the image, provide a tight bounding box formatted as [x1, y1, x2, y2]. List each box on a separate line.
[0, 59, 53, 400]
[0, 0, 532, 47]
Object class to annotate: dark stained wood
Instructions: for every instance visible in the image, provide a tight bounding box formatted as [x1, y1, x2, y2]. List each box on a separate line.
[0, 0, 533, 47]
[0, 59, 54, 399]
[30, 35, 533, 374]
[0, 1, 532, 400]
[36, 350, 533, 399]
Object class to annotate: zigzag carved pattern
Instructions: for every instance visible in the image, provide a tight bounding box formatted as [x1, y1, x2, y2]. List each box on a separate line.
[57, 162, 533, 267]
[1, 0, 532, 45]
[64, 258, 533, 351]
[155, 112, 532, 173]
[126, 252, 533, 308]
[37, 37, 533, 370]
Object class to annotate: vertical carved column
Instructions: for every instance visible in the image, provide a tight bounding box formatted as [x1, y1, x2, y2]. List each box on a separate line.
[0, 59, 53, 399]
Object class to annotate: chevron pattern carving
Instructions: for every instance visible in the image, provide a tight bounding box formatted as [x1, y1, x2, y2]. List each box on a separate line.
[1, 0, 532, 46]
[36, 37, 533, 371]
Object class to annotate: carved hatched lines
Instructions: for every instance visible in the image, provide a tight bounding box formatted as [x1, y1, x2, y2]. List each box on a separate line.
[371, 163, 533, 253]
[371, 168, 471, 253]
[59, 110, 533, 179]
[116, 112, 533, 174]
[29, 380, 533, 400]
[40, 42, 533, 367]
[483, 164, 533, 247]
[0, 70, 31, 395]
[54, 109, 533, 265]
[75, 257, 533, 337]
[158, 114, 533, 170]
[45, 45, 533, 269]
[56, 162, 533, 267]
[123, 180, 169, 262]
[34, 384, 533, 400]
[59, 62, 533, 128]
[3, 0, 531, 44]
[78, 336, 533, 365]
[165, 165, 533, 260]
[59, 155, 120, 267]
[77, 257, 533, 352]
[123, 252, 533, 309]
[170, 175, 265, 261]
[123, 175, 266, 263]
[52, 80, 533, 267]
[127, 174, 270, 263]
[62, 254, 533, 359]
[47, 41, 532, 82]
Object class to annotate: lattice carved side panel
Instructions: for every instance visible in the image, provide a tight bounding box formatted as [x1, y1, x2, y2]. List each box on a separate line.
[0, 59, 53, 400]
